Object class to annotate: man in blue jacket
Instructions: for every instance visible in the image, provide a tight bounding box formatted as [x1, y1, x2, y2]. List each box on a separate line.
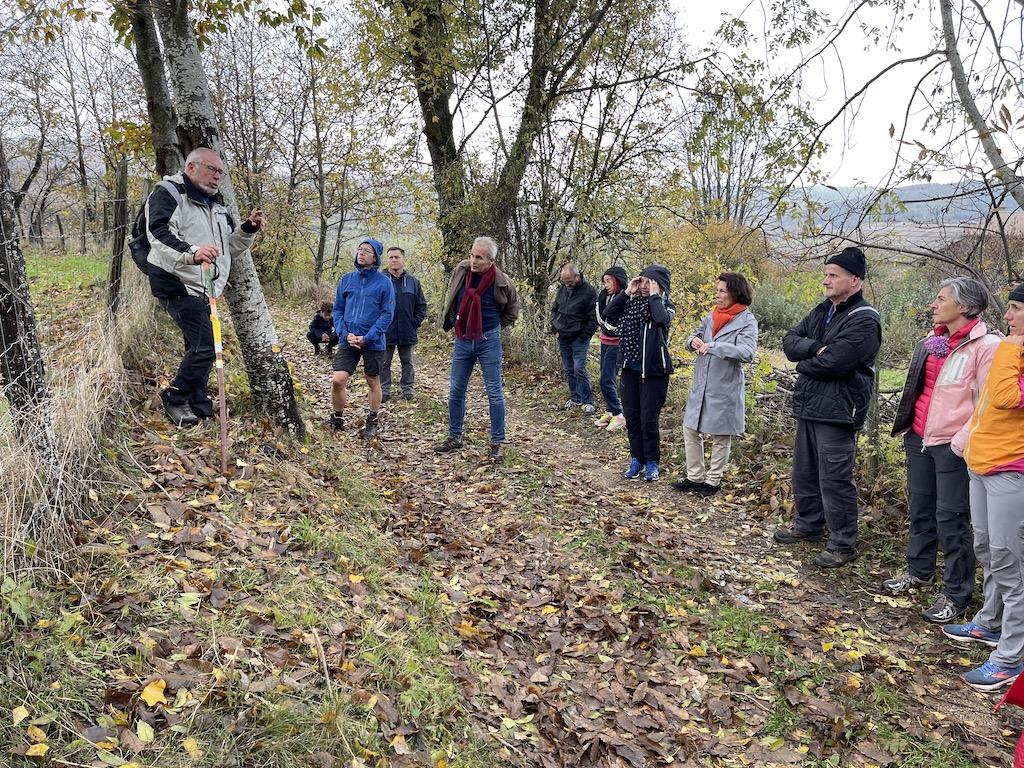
[331, 239, 395, 437]
[381, 246, 428, 402]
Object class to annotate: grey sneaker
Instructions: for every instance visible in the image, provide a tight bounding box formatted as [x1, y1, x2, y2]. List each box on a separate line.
[160, 389, 198, 427]
[560, 398, 581, 411]
[881, 572, 935, 594]
[581, 404, 596, 415]
[922, 594, 966, 624]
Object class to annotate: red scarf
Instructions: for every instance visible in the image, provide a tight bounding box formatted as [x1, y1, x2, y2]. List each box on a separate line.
[455, 265, 497, 340]
[712, 303, 748, 337]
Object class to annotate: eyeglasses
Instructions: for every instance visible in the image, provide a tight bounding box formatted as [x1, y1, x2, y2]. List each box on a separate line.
[199, 162, 226, 177]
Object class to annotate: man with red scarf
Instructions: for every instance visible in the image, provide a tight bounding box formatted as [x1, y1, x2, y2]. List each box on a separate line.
[434, 236, 521, 462]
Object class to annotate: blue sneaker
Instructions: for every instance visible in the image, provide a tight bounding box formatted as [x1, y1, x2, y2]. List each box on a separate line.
[623, 458, 642, 479]
[644, 461, 660, 481]
[943, 621, 1001, 648]
[962, 660, 1023, 692]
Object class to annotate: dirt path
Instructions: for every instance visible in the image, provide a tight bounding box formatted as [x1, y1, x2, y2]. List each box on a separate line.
[278, 308, 1018, 768]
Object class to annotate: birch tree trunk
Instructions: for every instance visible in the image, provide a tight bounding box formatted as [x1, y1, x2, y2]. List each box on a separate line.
[0, 138, 57, 459]
[150, 0, 305, 437]
[940, 0, 1024, 210]
[130, 0, 182, 177]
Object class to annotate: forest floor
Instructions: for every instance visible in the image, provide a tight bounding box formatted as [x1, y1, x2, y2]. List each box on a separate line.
[1, 264, 1019, 768]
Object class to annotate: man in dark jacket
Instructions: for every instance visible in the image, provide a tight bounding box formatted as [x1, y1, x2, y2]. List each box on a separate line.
[307, 301, 338, 356]
[381, 247, 428, 402]
[776, 247, 882, 568]
[551, 262, 599, 414]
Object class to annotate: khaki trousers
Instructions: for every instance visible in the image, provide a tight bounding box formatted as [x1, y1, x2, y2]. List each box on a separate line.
[683, 427, 732, 486]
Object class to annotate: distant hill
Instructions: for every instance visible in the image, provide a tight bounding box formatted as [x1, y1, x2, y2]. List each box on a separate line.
[792, 183, 1021, 224]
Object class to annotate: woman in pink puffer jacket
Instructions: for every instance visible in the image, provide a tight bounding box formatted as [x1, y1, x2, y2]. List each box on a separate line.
[885, 277, 1000, 623]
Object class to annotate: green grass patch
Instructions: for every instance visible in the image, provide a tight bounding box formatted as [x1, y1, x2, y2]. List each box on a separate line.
[711, 604, 788, 662]
[25, 251, 107, 289]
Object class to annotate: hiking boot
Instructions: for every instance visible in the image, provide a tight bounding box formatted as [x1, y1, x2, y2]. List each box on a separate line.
[606, 414, 626, 432]
[643, 461, 660, 481]
[943, 621, 1001, 648]
[560, 398, 581, 411]
[403, 391, 414, 401]
[623, 458, 642, 479]
[962, 660, 1023, 692]
[695, 482, 720, 497]
[594, 412, 613, 428]
[671, 477, 699, 492]
[881, 571, 935, 594]
[160, 389, 199, 427]
[190, 398, 215, 419]
[813, 549, 857, 568]
[329, 411, 345, 431]
[922, 594, 966, 624]
[773, 526, 826, 544]
[581, 404, 597, 416]
[433, 436, 464, 454]
[488, 443, 504, 463]
[360, 412, 380, 438]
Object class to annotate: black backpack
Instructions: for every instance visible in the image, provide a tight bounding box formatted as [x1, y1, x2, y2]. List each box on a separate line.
[128, 180, 183, 275]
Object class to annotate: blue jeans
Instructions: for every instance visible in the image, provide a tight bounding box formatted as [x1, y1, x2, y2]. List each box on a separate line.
[599, 343, 622, 415]
[558, 336, 594, 405]
[448, 328, 506, 444]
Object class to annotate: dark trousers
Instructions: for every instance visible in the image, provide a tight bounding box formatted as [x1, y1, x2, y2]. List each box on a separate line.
[903, 432, 975, 607]
[160, 294, 215, 416]
[620, 368, 669, 464]
[599, 343, 622, 415]
[307, 330, 338, 354]
[792, 419, 859, 554]
[381, 344, 415, 396]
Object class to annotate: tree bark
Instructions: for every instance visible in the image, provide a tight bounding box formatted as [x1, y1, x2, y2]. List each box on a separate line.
[940, 0, 1024, 210]
[150, 0, 305, 437]
[130, 0, 183, 178]
[107, 156, 129, 318]
[0, 138, 57, 457]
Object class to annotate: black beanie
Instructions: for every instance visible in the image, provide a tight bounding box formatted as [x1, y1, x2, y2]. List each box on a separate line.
[640, 264, 671, 296]
[1009, 283, 1024, 303]
[825, 247, 867, 279]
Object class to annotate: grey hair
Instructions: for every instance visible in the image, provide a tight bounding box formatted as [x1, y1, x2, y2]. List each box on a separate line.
[940, 276, 988, 318]
[473, 236, 498, 260]
[185, 147, 220, 167]
[560, 262, 580, 277]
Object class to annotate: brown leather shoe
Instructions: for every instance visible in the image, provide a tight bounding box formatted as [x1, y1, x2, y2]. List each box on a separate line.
[433, 436, 464, 454]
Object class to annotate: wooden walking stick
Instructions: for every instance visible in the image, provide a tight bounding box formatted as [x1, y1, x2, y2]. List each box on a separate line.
[202, 263, 229, 474]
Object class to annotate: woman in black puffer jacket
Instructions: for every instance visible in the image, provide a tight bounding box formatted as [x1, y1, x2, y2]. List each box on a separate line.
[604, 264, 675, 481]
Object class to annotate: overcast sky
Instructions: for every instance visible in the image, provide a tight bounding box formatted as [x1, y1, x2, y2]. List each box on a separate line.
[674, 0, 1021, 187]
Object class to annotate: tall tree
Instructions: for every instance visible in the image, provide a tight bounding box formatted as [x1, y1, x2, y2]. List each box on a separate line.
[126, 0, 305, 436]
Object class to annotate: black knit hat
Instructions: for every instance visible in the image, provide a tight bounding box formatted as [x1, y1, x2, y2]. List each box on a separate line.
[825, 247, 867, 279]
[1009, 283, 1024, 303]
[640, 264, 671, 296]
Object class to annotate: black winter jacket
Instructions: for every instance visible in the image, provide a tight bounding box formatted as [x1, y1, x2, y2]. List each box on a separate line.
[551, 279, 598, 341]
[309, 313, 335, 337]
[782, 290, 882, 429]
[604, 292, 676, 378]
[384, 270, 428, 346]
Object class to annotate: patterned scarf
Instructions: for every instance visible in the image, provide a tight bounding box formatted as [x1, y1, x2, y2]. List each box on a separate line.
[618, 296, 651, 364]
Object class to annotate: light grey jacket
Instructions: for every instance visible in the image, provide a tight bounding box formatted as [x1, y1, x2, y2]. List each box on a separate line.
[683, 308, 759, 435]
[145, 174, 255, 298]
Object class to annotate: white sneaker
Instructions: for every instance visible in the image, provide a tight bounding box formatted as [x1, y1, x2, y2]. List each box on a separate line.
[594, 412, 613, 428]
[606, 414, 626, 431]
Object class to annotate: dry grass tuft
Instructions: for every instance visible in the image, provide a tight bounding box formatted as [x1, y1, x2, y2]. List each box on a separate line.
[0, 280, 153, 578]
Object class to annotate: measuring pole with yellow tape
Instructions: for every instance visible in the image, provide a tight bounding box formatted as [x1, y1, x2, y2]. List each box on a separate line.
[202, 263, 229, 474]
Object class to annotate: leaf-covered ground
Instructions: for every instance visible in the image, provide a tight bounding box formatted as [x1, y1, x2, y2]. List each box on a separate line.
[3, 276, 1021, 767]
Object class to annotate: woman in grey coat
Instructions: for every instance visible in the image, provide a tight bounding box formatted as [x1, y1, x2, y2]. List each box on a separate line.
[672, 273, 758, 496]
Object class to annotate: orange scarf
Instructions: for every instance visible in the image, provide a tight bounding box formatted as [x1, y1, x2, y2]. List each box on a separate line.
[711, 303, 748, 337]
